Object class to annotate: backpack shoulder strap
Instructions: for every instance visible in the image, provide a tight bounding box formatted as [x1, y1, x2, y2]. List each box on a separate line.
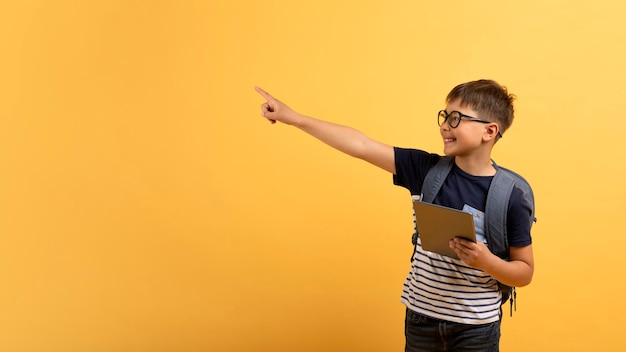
[422, 156, 454, 203]
[485, 160, 537, 257]
[484, 167, 517, 314]
[486, 160, 537, 316]
[484, 169, 515, 260]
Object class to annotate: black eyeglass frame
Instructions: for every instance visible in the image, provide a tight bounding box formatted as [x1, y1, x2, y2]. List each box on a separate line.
[437, 110, 503, 139]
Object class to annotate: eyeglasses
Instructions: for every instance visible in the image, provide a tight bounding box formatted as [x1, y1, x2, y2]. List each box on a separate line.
[437, 110, 503, 138]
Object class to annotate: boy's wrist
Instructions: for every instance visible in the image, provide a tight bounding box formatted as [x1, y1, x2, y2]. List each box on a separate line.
[480, 252, 501, 276]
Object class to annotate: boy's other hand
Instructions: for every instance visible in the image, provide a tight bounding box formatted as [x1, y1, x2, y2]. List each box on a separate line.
[449, 237, 494, 269]
[255, 86, 300, 125]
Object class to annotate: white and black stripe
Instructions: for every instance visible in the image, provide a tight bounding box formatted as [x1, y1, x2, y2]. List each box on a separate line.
[401, 237, 502, 324]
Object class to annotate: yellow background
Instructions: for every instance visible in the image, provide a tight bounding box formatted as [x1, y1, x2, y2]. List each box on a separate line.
[1, 1, 624, 351]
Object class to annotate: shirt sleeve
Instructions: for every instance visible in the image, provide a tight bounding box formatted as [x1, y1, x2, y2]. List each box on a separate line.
[506, 186, 533, 247]
[393, 147, 441, 195]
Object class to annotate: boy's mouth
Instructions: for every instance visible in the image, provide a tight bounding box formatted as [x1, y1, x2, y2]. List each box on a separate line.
[443, 138, 456, 143]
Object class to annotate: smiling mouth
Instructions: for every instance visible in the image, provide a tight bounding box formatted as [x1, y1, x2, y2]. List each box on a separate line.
[443, 138, 456, 143]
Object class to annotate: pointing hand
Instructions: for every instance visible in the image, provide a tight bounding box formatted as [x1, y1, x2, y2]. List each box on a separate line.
[255, 86, 300, 125]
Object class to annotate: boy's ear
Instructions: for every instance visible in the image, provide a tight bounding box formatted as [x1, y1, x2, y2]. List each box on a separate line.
[483, 123, 500, 142]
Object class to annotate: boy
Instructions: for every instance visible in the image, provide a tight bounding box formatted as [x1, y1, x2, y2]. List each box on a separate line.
[255, 80, 534, 352]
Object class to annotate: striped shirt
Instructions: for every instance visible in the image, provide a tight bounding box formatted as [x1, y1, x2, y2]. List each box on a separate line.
[401, 201, 502, 324]
[393, 147, 530, 324]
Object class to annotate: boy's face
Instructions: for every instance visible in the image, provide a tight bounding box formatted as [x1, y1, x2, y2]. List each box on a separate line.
[440, 99, 491, 156]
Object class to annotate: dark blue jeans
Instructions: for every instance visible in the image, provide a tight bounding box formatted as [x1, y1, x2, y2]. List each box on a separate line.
[405, 309, 501, 352]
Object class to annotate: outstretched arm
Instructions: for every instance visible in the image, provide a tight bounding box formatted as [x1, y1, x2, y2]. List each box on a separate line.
[255, 87, 396, 174]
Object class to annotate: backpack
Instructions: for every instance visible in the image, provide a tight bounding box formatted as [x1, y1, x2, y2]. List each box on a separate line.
[414, 156, 536, 316]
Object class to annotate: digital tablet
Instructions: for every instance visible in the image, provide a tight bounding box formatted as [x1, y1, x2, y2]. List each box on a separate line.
[412, 201, 476, 259]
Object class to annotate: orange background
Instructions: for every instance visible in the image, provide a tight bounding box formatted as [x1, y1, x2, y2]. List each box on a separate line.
[1, 1, 625, 351]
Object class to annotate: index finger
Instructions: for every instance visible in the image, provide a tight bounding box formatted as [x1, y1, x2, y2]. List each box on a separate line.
[255, 86, 274, 101]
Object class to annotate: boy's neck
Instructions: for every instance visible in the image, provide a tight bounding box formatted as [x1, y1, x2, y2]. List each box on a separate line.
[453, 154, 497, 176]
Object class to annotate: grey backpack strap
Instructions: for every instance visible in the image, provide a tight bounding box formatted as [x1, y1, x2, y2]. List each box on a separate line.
[484, 169, 515, 260]
[422, 156, 455, 202]
[484, 167, 517, 315]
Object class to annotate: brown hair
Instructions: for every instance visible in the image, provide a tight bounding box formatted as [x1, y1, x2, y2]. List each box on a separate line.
[446, 79, 516, 136]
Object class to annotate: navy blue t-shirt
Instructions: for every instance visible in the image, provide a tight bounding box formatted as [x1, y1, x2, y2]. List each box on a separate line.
[393, 147, 532, 248]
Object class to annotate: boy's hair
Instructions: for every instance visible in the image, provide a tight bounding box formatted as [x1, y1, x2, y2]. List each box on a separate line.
[446, 79, 516, 136]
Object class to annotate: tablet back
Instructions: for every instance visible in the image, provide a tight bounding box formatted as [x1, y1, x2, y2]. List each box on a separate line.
[412, 201, 476, 259]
